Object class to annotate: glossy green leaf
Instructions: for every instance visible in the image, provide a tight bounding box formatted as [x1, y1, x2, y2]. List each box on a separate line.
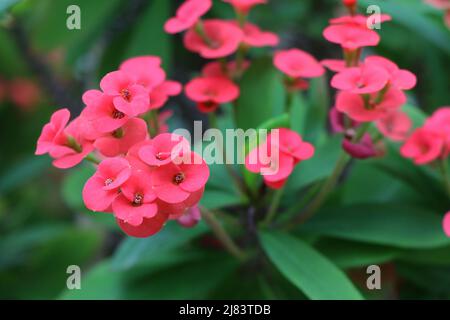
[260, 231, 363, 300]
[111, 221, 208, 270]
[316, 239, 399, 269]
[123, 0, 172, 69]
[286, 135, 342, 192]
[300, 204, 450, 249]
[235, 57, 284, 130]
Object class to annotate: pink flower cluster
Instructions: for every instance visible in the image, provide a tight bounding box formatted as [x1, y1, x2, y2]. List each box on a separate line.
[35, 56, 210, 237]
[165, 0, 278, 113]
[245, 128, 315, 189]
[401, 107, 450, 165]
[323, 3, 417, 159]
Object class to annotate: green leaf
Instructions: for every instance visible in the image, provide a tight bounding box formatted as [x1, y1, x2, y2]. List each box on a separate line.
[125, 253, 239, 299]
[0, 156, 51, 194]
[397, 263, 450, 296]
[397, 246, 450, 266]
[290, 93, 309, 135]
[260, 231, 363, 300]
[111, 221, 208, 270]
[300, 204, 450, 249]
[402, 104, 426, 128]
[359, 0, 450, 54]
[235, 57, 284, 130]
[286, 135, 342, 191]
[0, 228, 101, 299]
[0, 224, 68, 270]
[0, 0, 20, 14]
[304, 76, 329, 143]
[61, 164, 95, 211]
[28, 0, 121, 55]
[123, 0, 172, 69]
[316, 239, 399, 269]
[60, 260, 123, 300]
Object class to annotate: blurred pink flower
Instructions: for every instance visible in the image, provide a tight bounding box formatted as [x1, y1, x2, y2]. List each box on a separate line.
[184, 20, 243, 58]
[164, 0, 212, 34]
[185, 76, 240, 112]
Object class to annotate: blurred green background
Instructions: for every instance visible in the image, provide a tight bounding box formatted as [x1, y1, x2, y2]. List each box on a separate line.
[0, 0, 449, 299]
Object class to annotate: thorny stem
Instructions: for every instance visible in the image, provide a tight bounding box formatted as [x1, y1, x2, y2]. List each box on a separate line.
[200, 206, 247, 261]
[261, 186, 285, 228]
[286, 124, 371, 229]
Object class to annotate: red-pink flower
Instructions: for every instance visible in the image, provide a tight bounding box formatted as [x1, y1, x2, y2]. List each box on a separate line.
[157, 188, 204, 219]
[245, 128, 314, 189]
[336, 88, 407, 122]
[185, 76, 240, 112]
[139, 133, 190, 167]
[400, 128, 445, 165]
[323, 24, 380, 50]
[36, 108, 71, 156]
[112, 170, 158, 227]
[116, 211, 168, 238]
[119, 56, 166, 93]
[424, 107, 450, 137]
[100, 70, 150, 117]
[184, 20, 243, 58]
[237, 22, 279, 47]
[274, 49, 325, 79]
[94, 118, 148, 157]
[149, 81, 182, 110]
[164, 0, 212, 34]
[82, 158, 132, 212]
[329, 14, 392, 27]
[151, 152, 210, 204]
[177, 205, 202, 228]
[321, 59, 349, 73]
[223, 0, 267, 14]
[424, 107, 450, 155]
[342, 134, 378, 159]
[443, 211, 450, 237]
[364, 56, 417, 90]
[376, 110, 412, 141]
[81, 90, 129, 133]
[331, 64, 390, 94]
[36, 110, 94, 169]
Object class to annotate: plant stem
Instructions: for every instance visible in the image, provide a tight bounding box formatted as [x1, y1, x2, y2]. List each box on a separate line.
[278, 181, 322, 225]
[194, 20, 215, 47]
[439, 158, 450, 198]
[288, 152, 350, 228]
[148, 110, 159, 137]
[261, 186, 285, 227]
[85, 153, 101, 165]
[285, 90, 295, 114]
[200, 206, 247, 261]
